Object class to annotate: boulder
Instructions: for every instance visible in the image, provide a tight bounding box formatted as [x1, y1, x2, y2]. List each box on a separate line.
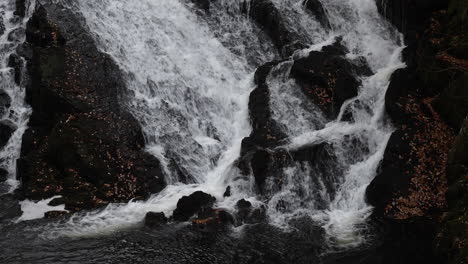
[14, 0, 26, 17]
[0, 17, 5, 37]
[303, 0, 330, 28]
[0, 91, 11, 116]
[0, 120, 16, 149]
[17, 4, 165, 211]
[191, 0, 210, 11]
[145, 212, 168, 228]
[223, 186, 231, 197]
[7, 27, 25, 42]
[249, 0, 306, 56]
[192, 208, 234, 230]
[8, 53, 23, 85]
[172, 191, 216, 221]
[0, 168, 8, 182]
[290, 41, 361, 119]
[0, 194, 22, 221]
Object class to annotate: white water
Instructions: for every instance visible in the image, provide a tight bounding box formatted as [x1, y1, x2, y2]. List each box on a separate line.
[35, 0, 405, 247]
[264, 0, 405, 246]
[0, 0, 33, 193]
[17, 196, 67, 221]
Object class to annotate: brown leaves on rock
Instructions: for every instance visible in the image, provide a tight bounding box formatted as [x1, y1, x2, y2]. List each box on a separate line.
[385, 96, 456, 219]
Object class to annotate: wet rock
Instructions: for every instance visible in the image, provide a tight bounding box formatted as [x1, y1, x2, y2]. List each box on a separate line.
[223, 186, 231, 197]
[0, 193, 22, 221]
[191, 0, 210, 11]
[434, 73, 468, 130]
[434, 119, 468, 264]
[0, 168, 8, 182]
[8, 53, 23, 85]
[145, 212, 167, 228]
[290, 40, 361, 119]
[16, 43, 33, 60]
[14, 0, 26, 17]
[249, 0, 306, 56]
[240, 61, 287, 156]
[173, 191, 216, 221]
[236, 199, 252, 209]
[7, 27, 25, 42]
[44, 210, 69, 219]
[47, 196, 64, 206]
[303, 0, 330, 28]
[366, 131, 411, 215]
[0, 90, 11, 116]
[192, 208, 234, 230]
[17, 4, 165, 211]
[235, 199, 252, 223]
[376, 0, 447, 41]
[0, 120, 16, 149]
[0, 17, 5, 37]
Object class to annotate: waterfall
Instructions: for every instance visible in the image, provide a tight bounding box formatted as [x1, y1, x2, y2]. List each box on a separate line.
[0, 0, 34, 193]
[37, 0, 405, 247]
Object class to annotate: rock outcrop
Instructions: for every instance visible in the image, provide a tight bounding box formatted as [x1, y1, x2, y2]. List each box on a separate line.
[17, 3, 165, 212]
[367, 0, 468, 263]
[239, 39, 366, 196]
[172, 191, 216, 222]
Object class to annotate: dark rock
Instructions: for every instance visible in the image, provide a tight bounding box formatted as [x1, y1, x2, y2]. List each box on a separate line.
[7, 27, 25, 42]
[16, 43, 33, 60]
[0, 91, 11, 116]
[366, 131, 411, 215]
[303, 0, 330, 28]
[376, 0, 447, 42]
[14, 0, 26, 17]
[290, 41, 360, 119]
[8, 53, 23, 85]
[434, 119, 468, 264]
[144, 212, 167, 228]
[249, 0, 307, 56]
[240, 61, 287, 157]
[47, 196, 64, 206]
[223, 186, 231, 197]
[192, 208, 234, 230]
[0, 120, 16, 149]
[434, 73, 468, 130]
[0, 17, 5, 37]
[0, 194, 22, 221]
[191, 0, 210, 11]
[17, 4, 165, 211]
[236, 199, 252, 209]
[172, 191, 216, 221]
[44, 210, 69, 219]
[244, 206, 267, 224]
[0, 168, 8, 182]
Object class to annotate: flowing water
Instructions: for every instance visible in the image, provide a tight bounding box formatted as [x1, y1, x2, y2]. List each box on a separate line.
[1, 0, 407, 262]
[0, 0, 33, 193]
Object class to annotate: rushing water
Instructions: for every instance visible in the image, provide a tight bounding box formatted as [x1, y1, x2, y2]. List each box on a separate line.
[0, 0, 33, 193]
[5, 0, 406, 258]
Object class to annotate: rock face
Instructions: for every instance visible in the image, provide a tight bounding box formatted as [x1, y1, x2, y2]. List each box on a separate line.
[172, 191, 216, 221]
[368, 0, 468, 263]
[145, 212, 168, 228]
[435, 119, 468, 264]
[17, 4, 165, 212]
[239, 39, 365, 196]
[290, 41, 362, 119]
[303, 0, 330, 28]
[249, 0, 307, 56]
